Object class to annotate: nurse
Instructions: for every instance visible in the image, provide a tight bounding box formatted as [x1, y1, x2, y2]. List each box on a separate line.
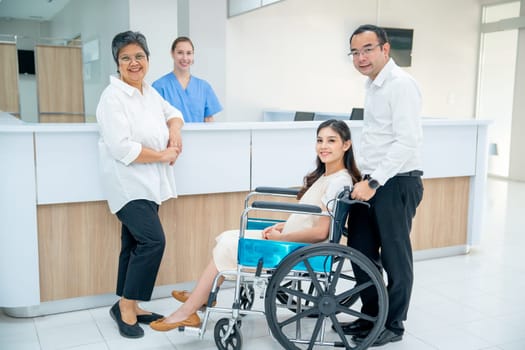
[153, 36, 222, 123]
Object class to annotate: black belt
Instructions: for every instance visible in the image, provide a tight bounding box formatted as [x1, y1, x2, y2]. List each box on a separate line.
[395, 170, 423, 177]
[363, 170, 423, 180]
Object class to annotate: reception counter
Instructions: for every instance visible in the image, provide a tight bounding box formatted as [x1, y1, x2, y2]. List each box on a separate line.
[0, 112, 490, 316]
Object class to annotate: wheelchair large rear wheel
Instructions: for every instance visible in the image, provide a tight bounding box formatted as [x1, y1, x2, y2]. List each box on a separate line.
[264, 243, 388, 349]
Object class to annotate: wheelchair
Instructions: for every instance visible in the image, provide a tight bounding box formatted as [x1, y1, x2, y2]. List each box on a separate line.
[178, 186, 388, 350]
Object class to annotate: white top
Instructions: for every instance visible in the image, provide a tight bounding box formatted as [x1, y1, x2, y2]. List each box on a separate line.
[96, 75, 184, 213]
[359, 59, 423, 185]
[283, 169, 353, 235]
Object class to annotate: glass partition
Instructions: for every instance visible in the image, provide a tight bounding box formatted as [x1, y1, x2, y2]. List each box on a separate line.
[228, 0, 282, 17]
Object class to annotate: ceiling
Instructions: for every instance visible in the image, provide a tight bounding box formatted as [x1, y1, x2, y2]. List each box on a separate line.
[0, 0, 70, 21]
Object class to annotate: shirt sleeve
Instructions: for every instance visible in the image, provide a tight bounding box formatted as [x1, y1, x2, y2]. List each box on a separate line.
[203, 81, 222, 117]
[321, 173, 353, 211]
[96, 92, 142, 166]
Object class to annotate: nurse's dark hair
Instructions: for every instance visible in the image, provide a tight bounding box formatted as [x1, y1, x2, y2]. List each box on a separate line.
[297, 119, 362, 200]
[111, 31, 150, 66]
[349, 24, 389, 46]
[171, 36, 194, 52]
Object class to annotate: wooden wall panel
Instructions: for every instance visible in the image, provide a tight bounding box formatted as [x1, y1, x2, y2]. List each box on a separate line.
[36, 45, 84, 123]
[37, 177, 470, 302]
[0, 43, 20, 115]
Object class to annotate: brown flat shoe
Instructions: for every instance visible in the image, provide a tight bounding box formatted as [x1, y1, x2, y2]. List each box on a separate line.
[149, 313, 201, 331]
[171, 290, 216, 307]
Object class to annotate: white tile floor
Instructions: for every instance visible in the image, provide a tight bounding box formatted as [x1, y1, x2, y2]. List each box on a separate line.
[1, 177, 524, 350]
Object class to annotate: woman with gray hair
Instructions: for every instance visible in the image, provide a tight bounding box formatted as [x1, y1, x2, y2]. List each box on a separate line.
[96, 30, 185, 338]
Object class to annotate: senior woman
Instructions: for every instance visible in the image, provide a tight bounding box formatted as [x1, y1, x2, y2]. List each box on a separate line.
[96, 31, 184, 339]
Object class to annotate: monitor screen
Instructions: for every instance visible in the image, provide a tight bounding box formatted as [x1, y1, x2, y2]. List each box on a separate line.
[294, 111, 315, 121]
[18, 50, 36, 75]
[350, 108, 364, 120]
[383, 28, 413, 67]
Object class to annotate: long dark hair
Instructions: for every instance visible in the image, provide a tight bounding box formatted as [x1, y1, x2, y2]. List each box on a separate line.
[297, 119, 361, 200]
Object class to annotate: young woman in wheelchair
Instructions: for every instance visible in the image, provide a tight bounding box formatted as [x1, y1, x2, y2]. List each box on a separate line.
[150, 119, 362, 331]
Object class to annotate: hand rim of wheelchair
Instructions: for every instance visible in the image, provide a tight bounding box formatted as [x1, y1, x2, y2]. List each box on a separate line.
[264, 243, 388, 350]
[214, 318, 243, 350]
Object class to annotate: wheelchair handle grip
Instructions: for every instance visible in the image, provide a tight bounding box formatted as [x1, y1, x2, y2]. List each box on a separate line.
[339, 198, 371, 208]
[253, 187, 300, 196]
[251, 201, 322, 213]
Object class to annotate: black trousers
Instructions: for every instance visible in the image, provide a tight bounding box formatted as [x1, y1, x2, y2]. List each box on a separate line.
[115, 199, 166, 301]
[347, 176, 423, 335]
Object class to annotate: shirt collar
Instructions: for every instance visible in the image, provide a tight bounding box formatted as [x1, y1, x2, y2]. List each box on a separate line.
[110, 75, 148, 96]
[365, 58, 396, 89]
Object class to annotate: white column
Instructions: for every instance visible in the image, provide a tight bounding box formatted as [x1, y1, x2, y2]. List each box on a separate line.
[509, 0, 525, 180]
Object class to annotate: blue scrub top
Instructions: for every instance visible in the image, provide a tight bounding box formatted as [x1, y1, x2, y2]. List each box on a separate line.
[152, 73, 222, 123]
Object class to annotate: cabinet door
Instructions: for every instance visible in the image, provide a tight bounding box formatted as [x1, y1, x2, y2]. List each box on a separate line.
[36, 45, 85, 122]
[0, 43, 20, 116]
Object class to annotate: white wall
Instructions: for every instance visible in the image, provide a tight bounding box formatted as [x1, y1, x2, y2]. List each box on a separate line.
[1, 0, 487, 124]
[224, 0, 482, 121]
[129, 0, 178, 84]
[49, 0, 129, 119]
[188, 0, 227, 120]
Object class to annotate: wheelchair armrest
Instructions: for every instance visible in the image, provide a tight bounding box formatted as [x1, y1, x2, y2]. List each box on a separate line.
[253, 187, 300, 196]
[251, 200, 322, 214]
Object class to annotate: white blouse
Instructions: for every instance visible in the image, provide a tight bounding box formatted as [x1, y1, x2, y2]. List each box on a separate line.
[96, 75, 184, 213]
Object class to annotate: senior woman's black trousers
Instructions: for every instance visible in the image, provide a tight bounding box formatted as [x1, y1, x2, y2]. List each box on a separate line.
[115, 199, 166, 300]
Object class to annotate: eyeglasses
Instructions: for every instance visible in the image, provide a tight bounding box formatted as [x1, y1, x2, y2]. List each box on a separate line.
[119, 53, 147, 63]
[348, 43, 382, 58]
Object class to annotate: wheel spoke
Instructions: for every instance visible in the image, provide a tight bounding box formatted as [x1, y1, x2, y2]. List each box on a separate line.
[335, 280, 374, 303]
[278, 284, 317, 304]
[307, 315, 325, 350]
[277, 307, 319, 328]
[327, 255, 345, 294]
[302, 258, 325, 294]
[329, 314, 353, 349]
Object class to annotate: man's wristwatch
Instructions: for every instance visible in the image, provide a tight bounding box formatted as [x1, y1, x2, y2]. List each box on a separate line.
[367, 178, 380, 190]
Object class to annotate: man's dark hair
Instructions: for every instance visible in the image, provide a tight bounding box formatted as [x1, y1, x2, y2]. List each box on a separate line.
[349, 24, 389, 45]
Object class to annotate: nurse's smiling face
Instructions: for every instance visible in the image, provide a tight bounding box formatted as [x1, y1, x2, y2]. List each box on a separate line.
[171, 40, 194, 72]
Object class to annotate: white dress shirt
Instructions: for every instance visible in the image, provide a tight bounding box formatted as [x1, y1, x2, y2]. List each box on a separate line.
[96, 75, 184, 213]
[358, 58, 423, 185]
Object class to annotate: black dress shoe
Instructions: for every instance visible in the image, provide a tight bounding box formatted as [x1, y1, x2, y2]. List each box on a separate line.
[136, 312, 164, 324]
[353, 328, 402, 347]
[332, 318, 373, 335]
[109, 301, 144, 338]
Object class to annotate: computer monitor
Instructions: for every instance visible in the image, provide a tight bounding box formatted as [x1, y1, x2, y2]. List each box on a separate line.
[350, 108, 364, 120]
[294, 111, 315, 121]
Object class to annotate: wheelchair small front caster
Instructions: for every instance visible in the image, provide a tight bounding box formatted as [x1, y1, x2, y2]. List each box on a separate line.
[214, 318, 243, 350]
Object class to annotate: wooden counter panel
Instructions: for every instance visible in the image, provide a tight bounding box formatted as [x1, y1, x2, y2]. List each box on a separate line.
[37, 192, 246, 302]
[411, 177, 469, 250]
[37, 178, 468, 302]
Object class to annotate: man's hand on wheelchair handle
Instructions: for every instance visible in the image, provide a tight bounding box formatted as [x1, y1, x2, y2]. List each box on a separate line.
[351, 181, 376, 201]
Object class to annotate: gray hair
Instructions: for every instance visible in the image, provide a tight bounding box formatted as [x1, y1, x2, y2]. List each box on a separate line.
[111, 31, 150, 66]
